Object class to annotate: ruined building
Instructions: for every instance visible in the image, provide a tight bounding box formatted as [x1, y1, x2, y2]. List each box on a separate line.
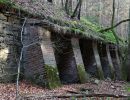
[0, 0, 125, 89]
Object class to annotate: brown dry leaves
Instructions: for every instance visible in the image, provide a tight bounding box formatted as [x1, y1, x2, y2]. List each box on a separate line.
[0, 80, 128, 100]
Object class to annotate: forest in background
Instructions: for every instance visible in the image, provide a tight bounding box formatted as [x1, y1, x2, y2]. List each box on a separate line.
[53, 0, 130, 39]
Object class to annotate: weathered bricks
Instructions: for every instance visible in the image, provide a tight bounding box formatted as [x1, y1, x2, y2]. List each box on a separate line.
[23, 26, 60, 88]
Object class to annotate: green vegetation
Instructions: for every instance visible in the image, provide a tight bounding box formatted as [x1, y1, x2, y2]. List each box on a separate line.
[0, 0, 11, 5]
[80, 17, 117, 43]
[77, 65, 89, 83]
[124, 83, 130, 93]
[45, 65, 61, 89]
[47, 16, 125, 44]
[127, 87, 130, 92]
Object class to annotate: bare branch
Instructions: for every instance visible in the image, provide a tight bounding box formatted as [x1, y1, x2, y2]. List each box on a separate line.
[99, 18, 130, 32]
[16, 17, 27, 98]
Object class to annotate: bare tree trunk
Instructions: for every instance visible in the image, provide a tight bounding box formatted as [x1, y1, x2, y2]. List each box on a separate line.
[16, 18, 27, 98]
[61, 0, 64, 7]
[65, 0, 69, 14]
[71, 0, 82, 19]
[65, 0, 72, 15]
[78, 0, 82, 20]
[126, 7, 130, 81]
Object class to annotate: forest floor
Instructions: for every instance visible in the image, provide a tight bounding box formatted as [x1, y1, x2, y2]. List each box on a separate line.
[0, 79, 130, 100]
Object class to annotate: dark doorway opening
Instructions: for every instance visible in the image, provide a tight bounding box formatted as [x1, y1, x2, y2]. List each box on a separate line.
[98, 43, 111, 78]
[51, 33, 79, 84]
[109, 45, 121, 80]
[79, 39, 98, 78]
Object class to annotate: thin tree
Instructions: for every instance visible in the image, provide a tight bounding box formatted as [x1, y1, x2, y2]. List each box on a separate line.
[65, 0, 69, 14]
[77, 0, 82, 20]
[126, 7, 130, 81]
[71, 0, 82, 20]
[65, 0, 72, 15]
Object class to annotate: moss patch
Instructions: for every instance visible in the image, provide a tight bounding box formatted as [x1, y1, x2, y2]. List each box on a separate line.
[47, 16, 126, 45]
[0, 0, 10, 4]
[124, 83, 130, 93]
[77, 65, 89, 83]
[45, 65, 61, 89]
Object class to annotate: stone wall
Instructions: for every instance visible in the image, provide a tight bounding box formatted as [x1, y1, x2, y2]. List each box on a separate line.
[0, 13, 20, 82]
[23, 24, 60, 88]
[22, 25, 45, 85]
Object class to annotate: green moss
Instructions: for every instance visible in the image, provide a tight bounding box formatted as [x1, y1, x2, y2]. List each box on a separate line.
[97, 66, 104, 80]
[121, 64, 128, 81]
[77, 65, 89, 83]
[0, 0, 10, 3]
[0, 0, 18, 10]
[80, 17, 117, 43]
[47, 16, 126, 45]
[124, 83, 130, 95]
[0, 0, 13, 6]
[45, 65, 61, 89]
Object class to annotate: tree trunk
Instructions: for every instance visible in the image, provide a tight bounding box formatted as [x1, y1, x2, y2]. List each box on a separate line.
[65, 0, 69, 15]
[77, 0, 82, 20]
[126, 7, 130, 81]
[71, 0, 81, 19]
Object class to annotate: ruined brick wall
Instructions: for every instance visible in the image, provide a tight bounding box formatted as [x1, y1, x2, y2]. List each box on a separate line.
[0, 13, 20, 82]
[22, 25, 45, 85]
[23, 24, 60, 88]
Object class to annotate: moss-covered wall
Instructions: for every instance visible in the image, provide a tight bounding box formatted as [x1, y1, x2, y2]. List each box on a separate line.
[45, 65, 61, 89]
